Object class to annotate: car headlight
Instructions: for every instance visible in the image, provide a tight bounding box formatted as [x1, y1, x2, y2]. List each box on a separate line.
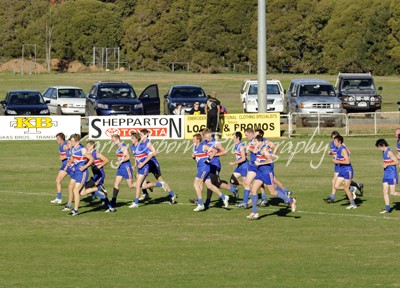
[370, 96, 377, 102]
[348, 96, 354, 101]
[97, 103, 109, 109]
[5, 109, 17, 114]
[134, 103, 143, 109]
[334, 104, 342, 109]
[300, 103, 311, 108]
[247, 99, 257, 105]
[274, 99, 283, 105]
[40, 109, 49, 114]
[62, 104, 73, 108]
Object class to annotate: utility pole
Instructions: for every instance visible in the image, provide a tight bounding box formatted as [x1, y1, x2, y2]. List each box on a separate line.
[257, 0, 267, 113]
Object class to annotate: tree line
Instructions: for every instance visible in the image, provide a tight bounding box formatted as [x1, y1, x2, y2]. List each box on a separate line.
[0, 0, 399, 75]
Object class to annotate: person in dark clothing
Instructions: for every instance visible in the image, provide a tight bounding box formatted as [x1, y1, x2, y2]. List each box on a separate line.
[205, 91, 220, 133]
[188, 101, 205, 115]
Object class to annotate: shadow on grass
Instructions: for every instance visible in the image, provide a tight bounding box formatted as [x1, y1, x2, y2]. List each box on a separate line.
[392, 202, 400, 211]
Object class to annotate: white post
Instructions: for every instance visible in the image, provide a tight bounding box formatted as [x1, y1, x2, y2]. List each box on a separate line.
[257, 0, 267, 113]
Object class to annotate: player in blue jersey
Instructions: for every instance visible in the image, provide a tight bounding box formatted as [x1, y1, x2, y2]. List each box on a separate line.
[79, 140, 115, 212]
[324, 131, 363, 203]
[332, 135, 357, 209]
[227, 131, 248, 197]
[128, 132, 151, 208]
[51, 133, 69, 204]
[68, 134, 94, 216]
[135, 129, 177, 204]
[395, 128, 400, 159]
[60, 138, 79, 212]
[110, 134, 134, 207]
[246, 135, 296, 220]
[376, 139, 400, 213]
[192, 133, 229, 212]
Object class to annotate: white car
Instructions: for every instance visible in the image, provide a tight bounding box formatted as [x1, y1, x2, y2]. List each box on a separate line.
[42, 86, 86, 115]
[240, 79, 285, 113]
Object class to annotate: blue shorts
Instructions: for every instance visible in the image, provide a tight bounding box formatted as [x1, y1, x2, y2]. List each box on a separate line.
[117, 162, 133, 179]
[93, 169, 105, 185]
[60, 160, 68, 171]
[74, 169, 89, 185]
[334, 164, 340, 173]
[137, 163, 149, 176]
[338, 166, 353, 180]
[255, 170, 274, 185]
[247, 163, 258, 173]
[196, 164, 210, 180]
[234, 165, 248, 177]
[67, 166, 75, 178]
[148, 161, 161, 177]
[383, 177, 398, 185]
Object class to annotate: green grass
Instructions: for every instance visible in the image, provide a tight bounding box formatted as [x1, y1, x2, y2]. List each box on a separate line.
[0, 136, 399, 287]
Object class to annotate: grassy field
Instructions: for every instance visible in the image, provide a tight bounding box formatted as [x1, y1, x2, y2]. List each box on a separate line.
[1, 135, 399, 287]
[0, 71, 400, 114]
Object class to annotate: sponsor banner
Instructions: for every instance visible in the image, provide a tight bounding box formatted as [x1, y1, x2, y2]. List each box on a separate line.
[88, 115, 184, 139]
[0, 116, 81, 140]
[184, 113, 280, 139]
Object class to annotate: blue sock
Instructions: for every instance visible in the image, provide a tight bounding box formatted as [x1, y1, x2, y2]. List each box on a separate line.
[261, 193, 267, 201]
[330, 194, 335, 201]
[57, 192, 62, 199]
[155, 182, 162, 188]
[95, 191, 105, 199]
[276, 186, 284, 193]
[168, 191, 174, 197]
[243, 189, 250, 205]
[386, 204, 391, 212]
[220, 194, 226, 201]
[277, 190, 291, 203]
[251, 195, 258, 213]
[350, 200, 356, 205]
[66, 202, 72, 208]
[229, 184, 236, 193]
[134, 198, 139, 204]
[198, 198, 204, 206]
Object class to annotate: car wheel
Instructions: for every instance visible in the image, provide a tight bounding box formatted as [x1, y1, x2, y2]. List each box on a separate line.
[56, 106, 63, 115]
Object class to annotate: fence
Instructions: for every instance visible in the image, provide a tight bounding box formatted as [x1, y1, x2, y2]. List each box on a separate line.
[286, 112, 400, 137]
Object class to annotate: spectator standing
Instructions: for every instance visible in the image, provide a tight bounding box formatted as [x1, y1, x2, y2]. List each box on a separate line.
[188, 101, 205, 115]
[205, 91, 220, 133]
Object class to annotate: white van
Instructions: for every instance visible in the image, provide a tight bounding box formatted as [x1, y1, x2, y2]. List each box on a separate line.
[240, 79, 285, 113]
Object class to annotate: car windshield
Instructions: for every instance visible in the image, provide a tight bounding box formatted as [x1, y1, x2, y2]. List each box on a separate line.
[341, 79, 375, 91]
[299, 84, 336, 97]
[8, 92, 45, 105]
[171, 87, 206, 98]
[99, 87, 137, 99]
[248, 84, 281, 95]
[58, 89, 86, 98]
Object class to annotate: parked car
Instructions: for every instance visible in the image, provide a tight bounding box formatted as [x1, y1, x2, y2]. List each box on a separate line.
[286, 79, 342, 127]
[42, 86, 86, 115]
[0, 90, 50, 115]
[163, 85, 207, 115]
[240, 79, 285, 113]
[335, 73, 382, 113]
[85, 81, 160, 116]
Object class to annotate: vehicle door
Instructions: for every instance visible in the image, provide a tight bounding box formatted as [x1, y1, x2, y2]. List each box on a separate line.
[43, 88, 57, 114]
[139, 84, 160, 115]
[287, 83, 298, 113]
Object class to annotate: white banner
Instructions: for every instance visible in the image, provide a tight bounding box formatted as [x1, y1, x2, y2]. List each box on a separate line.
[88, 115, 184, 139]
[0, 116, 81, 140]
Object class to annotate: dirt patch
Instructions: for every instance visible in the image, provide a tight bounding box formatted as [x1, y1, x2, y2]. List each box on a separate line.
[0, 59, 47, 73]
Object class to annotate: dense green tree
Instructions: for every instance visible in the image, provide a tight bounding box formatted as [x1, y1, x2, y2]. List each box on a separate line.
[388, 0, 400, 72]
[51, 0, 122, 62]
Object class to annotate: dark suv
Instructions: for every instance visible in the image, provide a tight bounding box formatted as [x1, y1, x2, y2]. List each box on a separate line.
[335, 73, 382, 113]
[164, 85, 207, 114]
[85, 81, 160, 116]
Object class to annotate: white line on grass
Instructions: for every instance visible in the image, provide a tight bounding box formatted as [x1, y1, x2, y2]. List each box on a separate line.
[1, 190, 399, 221]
